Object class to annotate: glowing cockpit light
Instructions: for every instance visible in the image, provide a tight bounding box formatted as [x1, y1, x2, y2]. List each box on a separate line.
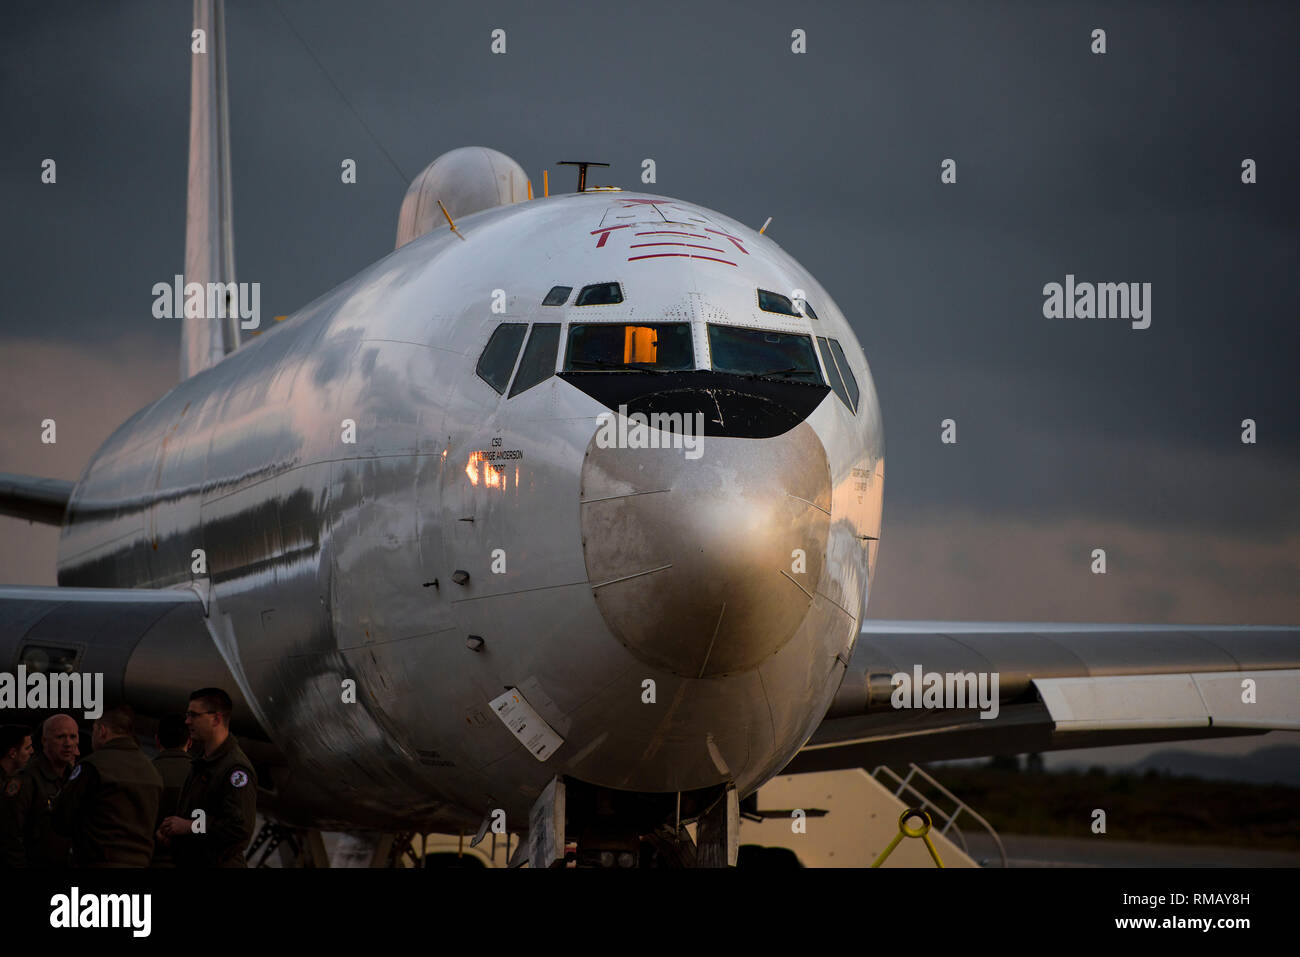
[623, 326, 658, 363]
[566, 322, 693, 371]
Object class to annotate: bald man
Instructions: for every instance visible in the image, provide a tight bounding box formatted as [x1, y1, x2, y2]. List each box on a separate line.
[15, 713, 79, 867]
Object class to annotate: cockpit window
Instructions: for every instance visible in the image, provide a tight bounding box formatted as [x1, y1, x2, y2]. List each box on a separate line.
[757, 289, 800, 317]
[817, 337, 854, 412]
[542, 285, 572, 306]
[708, 325, 822, 383]
[510, 323, 561, 396]
[565, 323, 693, 372]
[821, 335, 863, 410]
[475, 323, 528, 394]
[17, 643, 80, 675]
[826, 338, 860, 410]
[575, 282, 624, 306]
[800, 300, 820, 321]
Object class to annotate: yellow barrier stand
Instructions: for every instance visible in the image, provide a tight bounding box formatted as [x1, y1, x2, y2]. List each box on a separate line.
[870, 807, 945, 868]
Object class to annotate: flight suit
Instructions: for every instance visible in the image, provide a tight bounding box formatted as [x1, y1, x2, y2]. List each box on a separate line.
[172, 734, 257, 868]
[17, 754, 72, 868]
[52, 736, 164, 867]
[151, 747, 192, 867]
[153, 747, 192, 818]
[1, 767, 26, 867]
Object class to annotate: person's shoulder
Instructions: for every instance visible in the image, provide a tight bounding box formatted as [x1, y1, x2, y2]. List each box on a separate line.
[63, 760, 95, 785]
[217, 738, 252, 767]
[13, 764, 45, 803]
[2, 773, 22, 800]
[223, 763, 255, 794]
[140, 755, 166, 785]
[220, 741, 256, 788]
[22, 756, 54, 783]
[121, 746, 161, 774]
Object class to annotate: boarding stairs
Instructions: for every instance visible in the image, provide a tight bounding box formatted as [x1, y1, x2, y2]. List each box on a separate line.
[871, 763, 1008, 867]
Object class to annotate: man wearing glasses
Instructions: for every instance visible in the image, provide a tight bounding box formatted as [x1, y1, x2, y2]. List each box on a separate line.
[155, 688, 257, 867]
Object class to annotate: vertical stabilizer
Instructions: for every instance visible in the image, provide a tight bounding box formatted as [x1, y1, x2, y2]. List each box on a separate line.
[182, 0, 239, 380]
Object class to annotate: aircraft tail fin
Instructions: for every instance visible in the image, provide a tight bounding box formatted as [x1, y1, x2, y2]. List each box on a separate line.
[181, 0, 240, 380]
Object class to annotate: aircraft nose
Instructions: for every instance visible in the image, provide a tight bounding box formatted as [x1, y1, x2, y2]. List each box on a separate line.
[580, 420, 832, 677]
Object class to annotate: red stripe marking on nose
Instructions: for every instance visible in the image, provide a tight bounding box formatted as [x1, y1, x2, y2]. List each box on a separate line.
[628, 242, 727, 253]
[626, 253, 738, 266]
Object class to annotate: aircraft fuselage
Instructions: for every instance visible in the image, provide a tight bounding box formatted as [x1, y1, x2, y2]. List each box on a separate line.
[57, 191, 884, 831]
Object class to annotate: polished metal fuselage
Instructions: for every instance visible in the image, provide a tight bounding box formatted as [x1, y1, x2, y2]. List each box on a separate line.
[56, 191, 885, 831]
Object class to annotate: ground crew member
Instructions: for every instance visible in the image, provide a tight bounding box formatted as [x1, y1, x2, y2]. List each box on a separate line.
[157, 688, 257, 867]
[1, 725, 35, 867]
[151, 714, 191, 867]
[18, 713, 78, 867]
[52, 705, 163, 867]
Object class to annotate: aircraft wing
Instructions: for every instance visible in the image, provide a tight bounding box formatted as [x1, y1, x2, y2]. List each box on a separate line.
[789, 621, 1300, 773]
[0, 473, 74, 525]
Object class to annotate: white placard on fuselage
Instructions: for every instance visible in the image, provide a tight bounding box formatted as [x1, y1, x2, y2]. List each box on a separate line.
[489, 688, 564, 761]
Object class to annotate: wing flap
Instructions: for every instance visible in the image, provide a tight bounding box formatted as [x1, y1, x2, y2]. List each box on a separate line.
[790, 622, 1300, 773]
[1035, 670, 1300, 733]
[1196, 670, 1300, 730]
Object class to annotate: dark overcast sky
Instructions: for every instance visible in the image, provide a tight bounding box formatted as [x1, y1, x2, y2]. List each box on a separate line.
[1, 0, 1296, 630]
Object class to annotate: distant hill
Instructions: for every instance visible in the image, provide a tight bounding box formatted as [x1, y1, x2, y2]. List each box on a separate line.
[1126, 745, 1300, 787]
[926, 762, 1300, 849]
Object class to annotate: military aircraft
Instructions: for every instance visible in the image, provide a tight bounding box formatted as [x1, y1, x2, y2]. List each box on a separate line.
[1, 0, 1296, 867]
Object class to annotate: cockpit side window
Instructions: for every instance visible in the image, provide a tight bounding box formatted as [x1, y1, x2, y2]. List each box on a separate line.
[800, 300, 820, 321]
[757, 289, 800, 317]
[825, 338, 860, 412]
[565, 323, 693, 371]
[17, 642, 81, 675]
[475, 323, 528, 394]
[510, 323, 561, 396]
[817, 337, 854, 412]
[708, 325, 822, 383]
[575, 282, 624, 306]
[542, 286, 572, 306]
